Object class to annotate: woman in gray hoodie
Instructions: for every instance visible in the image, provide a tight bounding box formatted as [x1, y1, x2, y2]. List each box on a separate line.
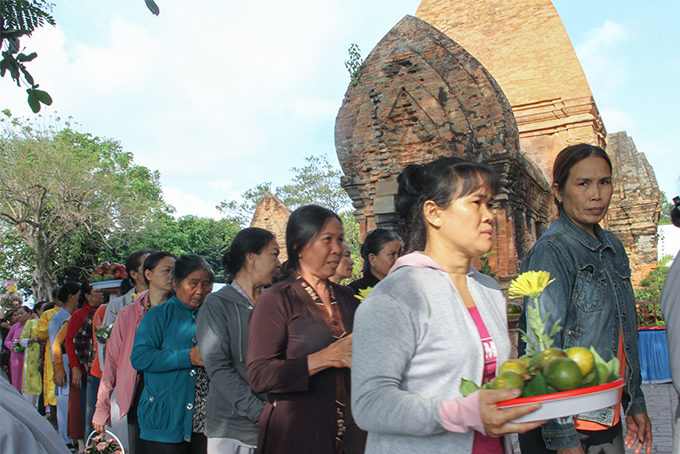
[196, 228, 281, 454]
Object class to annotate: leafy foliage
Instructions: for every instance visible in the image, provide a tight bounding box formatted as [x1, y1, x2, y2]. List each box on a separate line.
[635, 255, 673, 302]
[0, 111, 169, 299]
[344, 43, 363, 86]
[659, 191, 675, 225]
[1, 0, 55, 112]
[217, 154, 352, 225]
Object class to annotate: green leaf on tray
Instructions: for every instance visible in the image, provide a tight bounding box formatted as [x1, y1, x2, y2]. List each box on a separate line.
[460, 378, 480, 397]
[521, 370, 548, 397]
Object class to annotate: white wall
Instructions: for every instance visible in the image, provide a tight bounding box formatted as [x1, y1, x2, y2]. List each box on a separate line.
[659, 225, 680, 264]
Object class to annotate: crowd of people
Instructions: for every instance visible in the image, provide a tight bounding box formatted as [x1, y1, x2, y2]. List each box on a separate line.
[3, 143, 676, 454]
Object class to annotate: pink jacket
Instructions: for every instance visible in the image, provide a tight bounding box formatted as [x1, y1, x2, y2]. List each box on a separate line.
[93, 290, 150, 425]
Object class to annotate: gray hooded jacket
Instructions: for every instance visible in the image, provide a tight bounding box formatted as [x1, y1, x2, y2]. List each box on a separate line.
[196, 283, 265, 444]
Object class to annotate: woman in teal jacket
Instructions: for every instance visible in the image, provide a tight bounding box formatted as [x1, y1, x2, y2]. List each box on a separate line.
[131, 254, 214, 454]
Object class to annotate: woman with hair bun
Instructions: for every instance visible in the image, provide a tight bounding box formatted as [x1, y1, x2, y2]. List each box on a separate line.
[352, 157, 544, 454]
[247, 205, 364, 454]
[196, 227, 280, 454]
[348, 228, 401, 294]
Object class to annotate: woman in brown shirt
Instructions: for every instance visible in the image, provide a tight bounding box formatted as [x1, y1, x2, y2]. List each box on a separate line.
[247, 205, 362, 454]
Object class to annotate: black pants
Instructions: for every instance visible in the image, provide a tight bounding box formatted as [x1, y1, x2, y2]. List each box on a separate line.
[128, 373, 147, 454]
[143, 433, 206, 454]
[519, 422, 624, 454]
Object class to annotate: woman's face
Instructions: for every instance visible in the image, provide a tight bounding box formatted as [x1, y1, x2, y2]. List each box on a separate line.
[85, 289, 105, 308]
[250, 239, 281, 287]
[299, 217, 344, 281]
[146, 256, 176, 293]
[369, 239, 401, 280]
[16, 308, 30, 324]
[174, 269, 213, 309]
[67, 291, 81, 306]
[333, 243, 354, 281]
[555, 156, 613, 236]
[429, 186, 495, 260]
[131, 253, 150, 288]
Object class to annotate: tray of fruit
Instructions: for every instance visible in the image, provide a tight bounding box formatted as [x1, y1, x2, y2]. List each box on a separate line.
[461, 271, 623, 422]
[89, 261, 127, 289]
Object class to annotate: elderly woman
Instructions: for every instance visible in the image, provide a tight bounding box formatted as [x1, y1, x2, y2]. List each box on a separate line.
[4, 306, 31, 392]
[352, 157, 543, 454]
[131, 254, 214, 454]
[93, 251, 176, 454]
[197, 227, 280, 454]
[330, 242, 354, 285]
[518, 144, 651, 454]
[247, 205, 362, 454]
[348, 228, 401, 294]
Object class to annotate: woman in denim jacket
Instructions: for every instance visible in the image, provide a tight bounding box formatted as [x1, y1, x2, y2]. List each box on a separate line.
[518, 144, 652, 454]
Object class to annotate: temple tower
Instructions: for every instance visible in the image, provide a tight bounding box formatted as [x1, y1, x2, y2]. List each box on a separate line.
[335, 15, 552, 280]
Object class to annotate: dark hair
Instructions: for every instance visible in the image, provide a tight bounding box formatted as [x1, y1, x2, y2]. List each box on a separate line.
[17, 306, 32, 316]
[41, 302, 55, 313]
[58, 282, 81, 304]
[361, 228, 402, 275]
[143, 252, 178, 285]
[671, 196, 680, 228]
[121, 248, 157, 294]
[33, 301, 49, 314]
[283, 205, 342, 277]
[51, 286, 61, 302]
[173, 254, 215, 284]
[223, 228, 276, 279]
[78, 282, 94, 307]
[396, 157, 500, 253]
[552, 144, 612, 210]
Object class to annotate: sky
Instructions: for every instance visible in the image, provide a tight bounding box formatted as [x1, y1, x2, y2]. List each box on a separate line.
[1, 0, 678, 219]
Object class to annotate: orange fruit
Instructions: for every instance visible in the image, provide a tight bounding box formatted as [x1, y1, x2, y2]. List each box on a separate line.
[544, 357, 583, 391]
[536, 347, 567, 373]
[565, 347, 595, 377]
[491, 371, 525, 390]
[498, 359, 528, 376]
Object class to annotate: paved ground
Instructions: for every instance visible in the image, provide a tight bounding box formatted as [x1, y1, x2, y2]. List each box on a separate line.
[511, 382, 678, 453]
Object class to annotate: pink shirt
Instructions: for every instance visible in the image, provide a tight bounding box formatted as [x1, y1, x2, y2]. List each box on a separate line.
[467, 305, 502, 454]
[92, 291, 150, 425]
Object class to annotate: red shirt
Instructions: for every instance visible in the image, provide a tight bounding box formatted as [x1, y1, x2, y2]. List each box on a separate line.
[64, 302, 97, 373]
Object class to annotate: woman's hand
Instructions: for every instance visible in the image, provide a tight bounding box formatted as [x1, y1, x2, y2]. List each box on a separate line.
[479, 388, 545, 437]
[93, 418, 110, 434]
[53, 369, 66, 387]
[190, 346, 203, 366]
[71, 366, 83, 388]
[308, 334, 352, 376]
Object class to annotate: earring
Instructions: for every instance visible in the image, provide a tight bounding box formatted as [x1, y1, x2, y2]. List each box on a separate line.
[434, 219, 441, 226]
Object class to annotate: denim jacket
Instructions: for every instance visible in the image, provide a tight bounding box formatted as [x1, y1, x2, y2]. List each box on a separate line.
[518, 211, 647, 450]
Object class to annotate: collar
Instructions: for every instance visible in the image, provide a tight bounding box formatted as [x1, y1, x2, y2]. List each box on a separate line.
[558, 211, 614, 253]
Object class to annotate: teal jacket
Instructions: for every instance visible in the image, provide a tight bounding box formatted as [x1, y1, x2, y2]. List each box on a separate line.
[130, 295, 199, 443]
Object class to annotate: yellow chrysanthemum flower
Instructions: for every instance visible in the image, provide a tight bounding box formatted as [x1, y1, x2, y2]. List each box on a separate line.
[508, 271, 555, 299]
[355, 287, 373, 302]
[7, 285, 17, 293]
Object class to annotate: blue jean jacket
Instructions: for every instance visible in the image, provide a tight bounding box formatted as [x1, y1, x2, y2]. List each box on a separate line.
[518, 211, 647, 450]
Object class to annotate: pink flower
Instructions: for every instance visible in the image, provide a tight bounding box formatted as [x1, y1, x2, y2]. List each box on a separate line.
[96, 441, 108, 450]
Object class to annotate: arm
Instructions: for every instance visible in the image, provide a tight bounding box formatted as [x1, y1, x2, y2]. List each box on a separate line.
[246, 290, 310, 395]
[92, 308, 127, 427]
[36, 311, 51, 340]
[64, 311, 83, 371]
[197, 299, 263, 423]
[352, 292, 446, 436]
[52, 322, 68, 387]
[4, 324, 18, 350]
[19, 321, 38, 348]
[130, 307, 192, 373]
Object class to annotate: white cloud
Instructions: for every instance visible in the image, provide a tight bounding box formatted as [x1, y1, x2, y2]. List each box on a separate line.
[162, 187, 221, 219]
[575, 21, 629, 99]
[599, 107, 635, 133]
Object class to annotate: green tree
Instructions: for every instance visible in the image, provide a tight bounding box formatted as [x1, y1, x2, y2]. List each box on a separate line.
[1, 0, 55, 112]
[659, 191, 674, 225]
[217, 155, 352, 225]
[0, 111, 169, 299]
[635, 255, 673, 302]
